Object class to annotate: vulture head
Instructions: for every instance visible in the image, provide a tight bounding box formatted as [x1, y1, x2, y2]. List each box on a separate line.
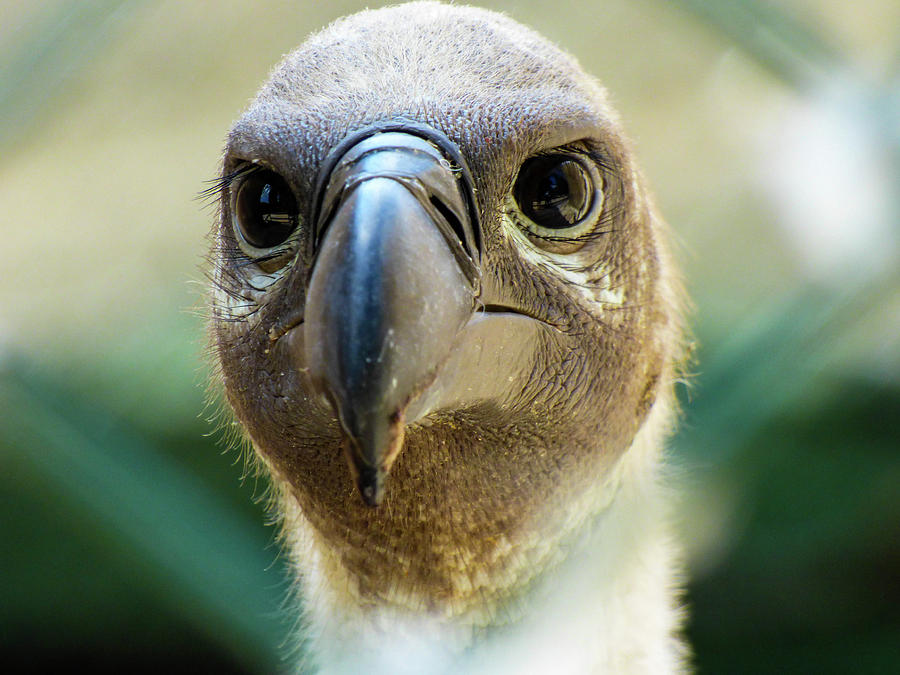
[208, 2, 686, 671]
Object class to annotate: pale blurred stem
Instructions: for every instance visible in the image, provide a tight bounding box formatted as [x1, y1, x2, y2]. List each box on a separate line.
[667, 0, 844, 91]
[0, 0, 145, 153]
[669, 0, 900, 150]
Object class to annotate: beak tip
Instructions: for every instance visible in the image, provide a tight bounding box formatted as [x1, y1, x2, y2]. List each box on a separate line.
[355, 464, 386, 507]
[340, 412, 407, 508]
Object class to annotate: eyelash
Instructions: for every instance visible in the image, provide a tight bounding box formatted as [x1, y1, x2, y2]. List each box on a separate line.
[198, 164, 261, 205]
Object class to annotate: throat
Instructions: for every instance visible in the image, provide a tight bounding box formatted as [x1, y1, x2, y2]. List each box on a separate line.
[283, 462, 685, 674]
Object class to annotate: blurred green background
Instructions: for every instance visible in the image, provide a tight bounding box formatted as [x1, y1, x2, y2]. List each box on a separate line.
[1, 1, 897, 672]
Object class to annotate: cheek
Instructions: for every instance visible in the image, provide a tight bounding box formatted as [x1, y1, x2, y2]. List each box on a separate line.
[543, 321, 659, 448]
[216, 324, 343, 469]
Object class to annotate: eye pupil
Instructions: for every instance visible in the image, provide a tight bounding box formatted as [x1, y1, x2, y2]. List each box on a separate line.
[234, 169, 298, 249]
[539, 170, 566, 205]
[515, 156, 593, 230]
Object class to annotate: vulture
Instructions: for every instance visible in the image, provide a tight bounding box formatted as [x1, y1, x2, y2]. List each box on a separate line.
[208, 2, 688, 672]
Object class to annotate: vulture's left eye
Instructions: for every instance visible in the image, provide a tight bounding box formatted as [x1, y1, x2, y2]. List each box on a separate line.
[513, 154, 603, 244]
[232, 169, 299, 252]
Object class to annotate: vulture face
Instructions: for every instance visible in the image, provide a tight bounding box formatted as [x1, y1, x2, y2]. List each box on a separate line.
[210, 2, 682, 618]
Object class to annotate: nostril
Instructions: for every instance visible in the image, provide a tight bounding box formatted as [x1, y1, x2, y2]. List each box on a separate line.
[429, 195, 468, 253]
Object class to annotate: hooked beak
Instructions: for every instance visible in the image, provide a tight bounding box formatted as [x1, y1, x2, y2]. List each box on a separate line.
[302, 128, 480, 506]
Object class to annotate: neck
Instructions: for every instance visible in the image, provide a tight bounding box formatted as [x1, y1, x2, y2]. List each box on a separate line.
[277, 400, 686, 674]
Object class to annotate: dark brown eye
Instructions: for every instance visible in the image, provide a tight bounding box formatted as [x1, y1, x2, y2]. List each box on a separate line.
[514, 155, 594, 231]
[233, 169, 299, 249]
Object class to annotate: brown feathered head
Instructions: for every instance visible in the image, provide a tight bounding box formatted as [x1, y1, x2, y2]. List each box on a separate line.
[209, 0, 683, 626]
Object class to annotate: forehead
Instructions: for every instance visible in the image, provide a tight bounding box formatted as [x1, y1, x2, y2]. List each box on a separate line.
[271, 3, 585, 103]
[226, 4, 614, 176]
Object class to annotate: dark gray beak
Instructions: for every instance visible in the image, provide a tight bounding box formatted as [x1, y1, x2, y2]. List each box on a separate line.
[303, 129, 480, 506]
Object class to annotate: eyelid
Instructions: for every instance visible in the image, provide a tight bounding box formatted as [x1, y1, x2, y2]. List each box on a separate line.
[536, 143, 616, 176]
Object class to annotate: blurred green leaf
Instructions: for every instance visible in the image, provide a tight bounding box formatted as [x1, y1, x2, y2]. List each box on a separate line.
[0, 357, 291, 673]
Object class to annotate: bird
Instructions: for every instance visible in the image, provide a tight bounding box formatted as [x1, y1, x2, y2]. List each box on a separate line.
[207, 2, 688, 672]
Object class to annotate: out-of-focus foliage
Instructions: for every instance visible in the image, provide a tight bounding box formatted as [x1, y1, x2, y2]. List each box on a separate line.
[1, 1, 897, 672]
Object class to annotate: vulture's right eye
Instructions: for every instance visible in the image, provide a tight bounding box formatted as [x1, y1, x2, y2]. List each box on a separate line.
[232, 169, 299, 251]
